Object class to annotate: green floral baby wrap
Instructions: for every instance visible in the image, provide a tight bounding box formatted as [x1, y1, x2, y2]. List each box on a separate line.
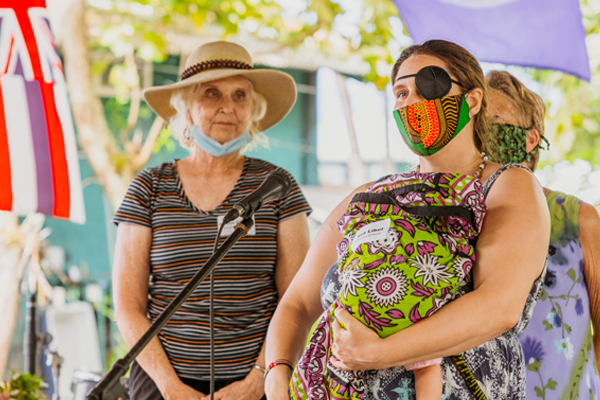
[290, 172, 487, 400]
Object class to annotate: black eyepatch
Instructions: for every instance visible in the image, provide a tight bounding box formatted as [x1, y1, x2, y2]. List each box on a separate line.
[396, 65, 464, 100]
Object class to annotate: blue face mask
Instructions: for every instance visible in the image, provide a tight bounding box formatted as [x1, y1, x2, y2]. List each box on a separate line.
[189, 125, 251, 157]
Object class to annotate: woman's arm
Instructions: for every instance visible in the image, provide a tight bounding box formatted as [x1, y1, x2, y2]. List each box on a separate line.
[113, 223, 204, 400]
[264, 184, 371, 399]
[211, 213, 311, 400]
[274, 212, 311, 297]
[579, 202, 600, 367]
[330, 168, 550, 370]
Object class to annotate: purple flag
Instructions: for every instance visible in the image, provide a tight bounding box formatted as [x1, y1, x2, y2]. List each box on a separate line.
[392, 0, 590, 81]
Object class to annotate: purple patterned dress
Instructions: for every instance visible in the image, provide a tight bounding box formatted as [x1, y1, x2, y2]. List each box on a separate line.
[518, 190, 599, 399]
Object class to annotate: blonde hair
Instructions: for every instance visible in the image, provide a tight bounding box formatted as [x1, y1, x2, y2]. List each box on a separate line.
[169, 77, 268, 150]
[486, 70, 546, 170]
[392, 40, 491, 155]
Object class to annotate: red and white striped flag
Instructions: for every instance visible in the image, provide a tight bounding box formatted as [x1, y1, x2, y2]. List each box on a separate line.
[0, 0, 84, 223]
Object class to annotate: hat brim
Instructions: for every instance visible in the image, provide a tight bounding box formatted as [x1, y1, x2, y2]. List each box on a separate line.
[143, 68, 297, 132]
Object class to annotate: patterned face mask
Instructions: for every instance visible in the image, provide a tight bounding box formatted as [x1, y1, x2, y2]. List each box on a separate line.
[489, 123, 550, 164]
[393, 94, 471, 156]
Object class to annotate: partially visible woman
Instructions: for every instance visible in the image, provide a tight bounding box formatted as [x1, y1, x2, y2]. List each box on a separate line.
[265, 40, 550, 399]
[112, 41, 311, 400]
[487, 70, 600, 398]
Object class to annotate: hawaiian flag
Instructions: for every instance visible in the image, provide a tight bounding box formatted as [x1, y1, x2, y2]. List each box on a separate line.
[0, 0, 84, 223]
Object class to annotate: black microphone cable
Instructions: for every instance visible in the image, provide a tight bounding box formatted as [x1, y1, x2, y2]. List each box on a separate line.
[209, 221, 226, 400]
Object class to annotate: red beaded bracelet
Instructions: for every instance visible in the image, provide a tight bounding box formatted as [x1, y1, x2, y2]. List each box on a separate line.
[264, 359, 293, 380]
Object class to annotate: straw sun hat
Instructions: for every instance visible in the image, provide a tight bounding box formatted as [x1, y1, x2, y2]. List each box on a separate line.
[143, 41, 297, 132]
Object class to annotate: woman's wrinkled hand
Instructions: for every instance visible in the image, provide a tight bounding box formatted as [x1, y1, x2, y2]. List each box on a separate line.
[203, 368, 264, 400]
[162, 380, 205, 400]
[330, 306, 388, 371]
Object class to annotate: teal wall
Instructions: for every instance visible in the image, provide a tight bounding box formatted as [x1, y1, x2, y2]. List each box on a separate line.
[44, 160, 114, 280]
[246, 69, 318, 185]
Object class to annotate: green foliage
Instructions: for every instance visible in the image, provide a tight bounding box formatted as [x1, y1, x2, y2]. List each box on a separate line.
[88, 0, 407, 91]
[102, 97, 129, 134]
[0, 372, 46, 400]
[86, 0, 600, 167]
[153, 126, 177, 153]
[527, 1, 600, 167]
[531, 66, 600, 167]
[86, 0, 409, 160]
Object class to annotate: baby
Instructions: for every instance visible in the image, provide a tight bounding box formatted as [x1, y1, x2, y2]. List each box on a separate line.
[291, 171, 487, 399]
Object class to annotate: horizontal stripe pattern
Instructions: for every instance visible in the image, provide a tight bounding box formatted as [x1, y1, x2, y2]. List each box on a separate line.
[114, 157, 311, 380]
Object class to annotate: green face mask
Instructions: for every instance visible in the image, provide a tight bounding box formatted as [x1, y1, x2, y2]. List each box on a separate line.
[393, 94, 471, 157]
[489, 123, 550, 164]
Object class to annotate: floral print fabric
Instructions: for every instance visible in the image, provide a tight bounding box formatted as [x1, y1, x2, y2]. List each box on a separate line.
[318, 163, 547, 400]
[291, 172, 487, 400]
[518, 190, 599, 399]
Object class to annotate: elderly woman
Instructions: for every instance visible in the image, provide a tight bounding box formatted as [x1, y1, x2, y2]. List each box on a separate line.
[486, 70, 600, 398]
[264, 40, 550, 399]
[112, 41, 311, 400]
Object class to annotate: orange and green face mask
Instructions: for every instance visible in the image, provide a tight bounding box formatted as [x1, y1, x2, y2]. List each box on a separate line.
[393, 94, 471, 156]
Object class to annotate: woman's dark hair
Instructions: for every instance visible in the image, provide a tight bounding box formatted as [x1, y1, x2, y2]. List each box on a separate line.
[391, 40, 490, 155]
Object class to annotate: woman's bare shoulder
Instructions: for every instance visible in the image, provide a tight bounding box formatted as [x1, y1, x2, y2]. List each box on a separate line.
[484, 165, 543, 208]
[354, 181, 375, 194]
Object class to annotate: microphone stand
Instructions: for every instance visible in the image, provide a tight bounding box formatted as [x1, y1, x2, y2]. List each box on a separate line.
[87, 218, 255, 400]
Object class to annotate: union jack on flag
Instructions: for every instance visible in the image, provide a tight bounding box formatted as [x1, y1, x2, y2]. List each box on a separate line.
[0, 0, 84, 223]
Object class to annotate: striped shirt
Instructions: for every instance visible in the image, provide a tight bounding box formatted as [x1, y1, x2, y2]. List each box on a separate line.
[113, 157, 311, 380]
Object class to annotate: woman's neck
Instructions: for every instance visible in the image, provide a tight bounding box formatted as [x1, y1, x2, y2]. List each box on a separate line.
[418, 125, 483, 175]
[185, 147, 245, 175]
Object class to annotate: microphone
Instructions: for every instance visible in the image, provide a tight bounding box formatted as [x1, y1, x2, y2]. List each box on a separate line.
[222, 170, 293, 224]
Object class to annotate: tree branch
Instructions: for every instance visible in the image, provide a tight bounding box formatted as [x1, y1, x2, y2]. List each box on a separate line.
[134, 116, 164, 170]
[61, 0, 130, 210]
[120, 51, 141, 143]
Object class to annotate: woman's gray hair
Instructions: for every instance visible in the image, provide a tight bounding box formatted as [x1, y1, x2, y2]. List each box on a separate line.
[169, 77, 268, 150]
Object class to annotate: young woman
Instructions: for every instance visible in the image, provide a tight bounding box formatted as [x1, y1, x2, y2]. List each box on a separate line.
[264, 40, 550, 399]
